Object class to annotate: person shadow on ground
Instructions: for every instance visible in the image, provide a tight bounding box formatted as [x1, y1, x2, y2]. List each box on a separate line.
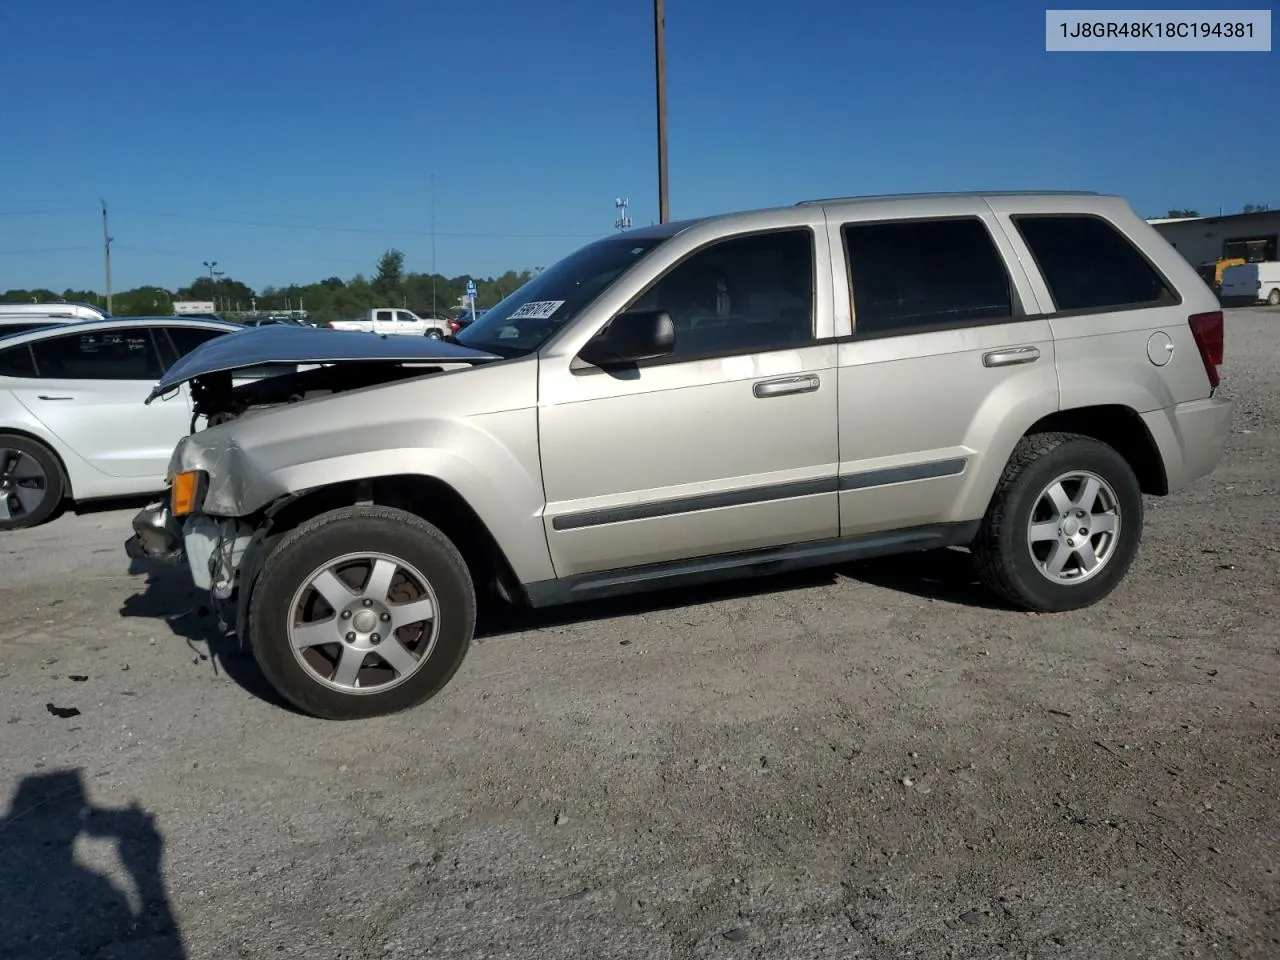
[0, 768, 186, 960]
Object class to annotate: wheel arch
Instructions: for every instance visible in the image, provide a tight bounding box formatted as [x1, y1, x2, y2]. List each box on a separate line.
[233, 474, 531, 639]
[1024, 404, 1168, 496]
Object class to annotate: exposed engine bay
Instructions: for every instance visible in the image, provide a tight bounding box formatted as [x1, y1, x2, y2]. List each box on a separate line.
[188, 362, 451, 430]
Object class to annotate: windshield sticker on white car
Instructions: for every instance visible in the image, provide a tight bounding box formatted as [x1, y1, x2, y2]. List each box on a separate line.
[507, 300, 565, 321]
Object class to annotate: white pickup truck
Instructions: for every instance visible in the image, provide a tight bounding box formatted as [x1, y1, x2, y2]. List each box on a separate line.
[325, 308, 450, 338]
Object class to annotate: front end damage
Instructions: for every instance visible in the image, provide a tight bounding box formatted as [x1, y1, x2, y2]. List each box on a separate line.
[126, 472, 262, 637]
[125, 324, 504, 635]
[128, 498, 256, 598]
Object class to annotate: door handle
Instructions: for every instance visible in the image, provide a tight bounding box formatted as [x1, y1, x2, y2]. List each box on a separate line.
[753, 374, 820, 398]
[37, 395, 75, 401]
[982, 346, 1040, 368]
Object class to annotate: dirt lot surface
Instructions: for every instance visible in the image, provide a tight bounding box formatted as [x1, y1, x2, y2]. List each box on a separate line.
[2, 308, 1277, 960]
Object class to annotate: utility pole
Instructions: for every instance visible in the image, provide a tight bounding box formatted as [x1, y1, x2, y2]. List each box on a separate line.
[100, 200, 113, 313]
[654, 0, 669, 223]
[430, 172, 438, 318]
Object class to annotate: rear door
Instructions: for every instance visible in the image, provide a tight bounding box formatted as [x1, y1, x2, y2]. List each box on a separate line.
[987, 197, 1215, 409]
[9, 327, 192, 479]
[827, 199, 1060, 538]
[370, 310, 397, 335]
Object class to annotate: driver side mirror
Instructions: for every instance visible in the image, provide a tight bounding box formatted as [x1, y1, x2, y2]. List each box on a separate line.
[578, 309, 676, 367]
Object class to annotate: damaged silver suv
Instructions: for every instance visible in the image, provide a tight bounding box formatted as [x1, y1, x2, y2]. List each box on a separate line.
[128, 191, 1233, 720]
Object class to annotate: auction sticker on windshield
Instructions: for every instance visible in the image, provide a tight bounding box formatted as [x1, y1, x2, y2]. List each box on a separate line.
[507, 300, 565, 320]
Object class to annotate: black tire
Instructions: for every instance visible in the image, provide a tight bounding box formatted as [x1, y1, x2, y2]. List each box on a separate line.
[972, 432, 1143, 613]
[0, 434, 65, 531]
[1267, 288, 1280, 307]
[425, 328, 443, 339]
[248, 505, 476, 720]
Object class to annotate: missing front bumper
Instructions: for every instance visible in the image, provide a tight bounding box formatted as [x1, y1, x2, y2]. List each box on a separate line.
[127, 501, 186, 564]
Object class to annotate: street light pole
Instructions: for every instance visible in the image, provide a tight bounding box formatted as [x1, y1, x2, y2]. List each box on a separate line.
[100, 200, 113, 313]
[654, 0, 669, 224]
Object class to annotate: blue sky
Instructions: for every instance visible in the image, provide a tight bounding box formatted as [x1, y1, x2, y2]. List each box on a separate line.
[0, 0, 1275, 293]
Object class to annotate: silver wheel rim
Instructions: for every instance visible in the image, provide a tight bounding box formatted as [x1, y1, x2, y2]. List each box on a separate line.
[287, 551, 441, 695]
[1026, 470, 1122, 586]
[0, 447, 50, 524]
[426, 329, 442, 338]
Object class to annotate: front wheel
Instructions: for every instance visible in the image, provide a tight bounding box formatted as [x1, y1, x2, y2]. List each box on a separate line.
[249, 505, 476, 719]
[972, 433, 1143, 613]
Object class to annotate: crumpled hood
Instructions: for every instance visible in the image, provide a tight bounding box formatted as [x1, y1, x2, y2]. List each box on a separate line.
[146, 324, 501, 403]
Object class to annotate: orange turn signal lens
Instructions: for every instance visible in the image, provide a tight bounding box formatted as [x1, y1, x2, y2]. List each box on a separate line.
[171, 470, 203, 517]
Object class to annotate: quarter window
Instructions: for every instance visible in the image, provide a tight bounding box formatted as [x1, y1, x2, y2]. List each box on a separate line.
[29, 329, 164, 380]
[624, 228, 815, 358]
[0, 343, 37, 378]
[842, 217, 1014, 339]
[1013, 214, 1176, 312]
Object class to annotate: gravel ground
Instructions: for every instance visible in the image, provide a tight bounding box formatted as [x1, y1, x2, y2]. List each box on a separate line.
[2, 307, 1277, 960]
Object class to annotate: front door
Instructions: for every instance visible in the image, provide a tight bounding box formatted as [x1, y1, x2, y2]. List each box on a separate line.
[10, 327, 193, 479]
[537, 224, 841, 579]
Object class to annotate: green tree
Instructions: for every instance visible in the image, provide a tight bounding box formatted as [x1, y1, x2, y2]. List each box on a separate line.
[110, 286, 174, 316]
[372, 249, 405, 303]
[1165, 208, 1200, 218]
[177, 275, 256, 311]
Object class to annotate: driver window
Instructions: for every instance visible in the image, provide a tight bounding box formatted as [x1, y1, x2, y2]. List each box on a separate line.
[628, 227, 815, 358]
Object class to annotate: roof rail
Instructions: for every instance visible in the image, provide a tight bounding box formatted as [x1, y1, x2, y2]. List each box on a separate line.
[795, 189, 1101, 206]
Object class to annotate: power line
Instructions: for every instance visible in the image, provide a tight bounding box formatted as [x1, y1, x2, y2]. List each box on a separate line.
[0, 245, 98, 256]
[118, 207, 601, 239]
[0, 207, 86, 217]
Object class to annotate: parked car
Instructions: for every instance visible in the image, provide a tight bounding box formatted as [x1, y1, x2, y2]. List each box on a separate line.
[447, 308, 487, 336]
[129, 190, 1232, 720]
[0, 301, 110, 322]
[242, 315, 310, 328]
[0, 316, 242, 529]
[0, 301, 110, 335]
[326, 308, 450, 338]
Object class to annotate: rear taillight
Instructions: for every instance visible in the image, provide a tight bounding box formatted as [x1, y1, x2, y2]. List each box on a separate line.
[1188, 310, 1223, 390]
[448, 320, 460, 332]
[324, 322, 334, 329]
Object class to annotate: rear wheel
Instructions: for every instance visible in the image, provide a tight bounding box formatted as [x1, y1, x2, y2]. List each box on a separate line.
[972, 432, 1143, 612]
[0, 435, 64, 531]
[249, 505, 476, 719]
[425, 328, 443, 339]
[1267, 287, 1280, 306]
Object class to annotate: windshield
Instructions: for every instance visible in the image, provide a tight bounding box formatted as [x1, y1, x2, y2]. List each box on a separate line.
[454, 233, 672, 355]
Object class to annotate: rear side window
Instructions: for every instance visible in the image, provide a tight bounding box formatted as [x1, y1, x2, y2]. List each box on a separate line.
[0, 343, 37, 378]
[1013, 214, 1176, 312]
[842, 217, 1014, 339]
[162, 326, 230, 367]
